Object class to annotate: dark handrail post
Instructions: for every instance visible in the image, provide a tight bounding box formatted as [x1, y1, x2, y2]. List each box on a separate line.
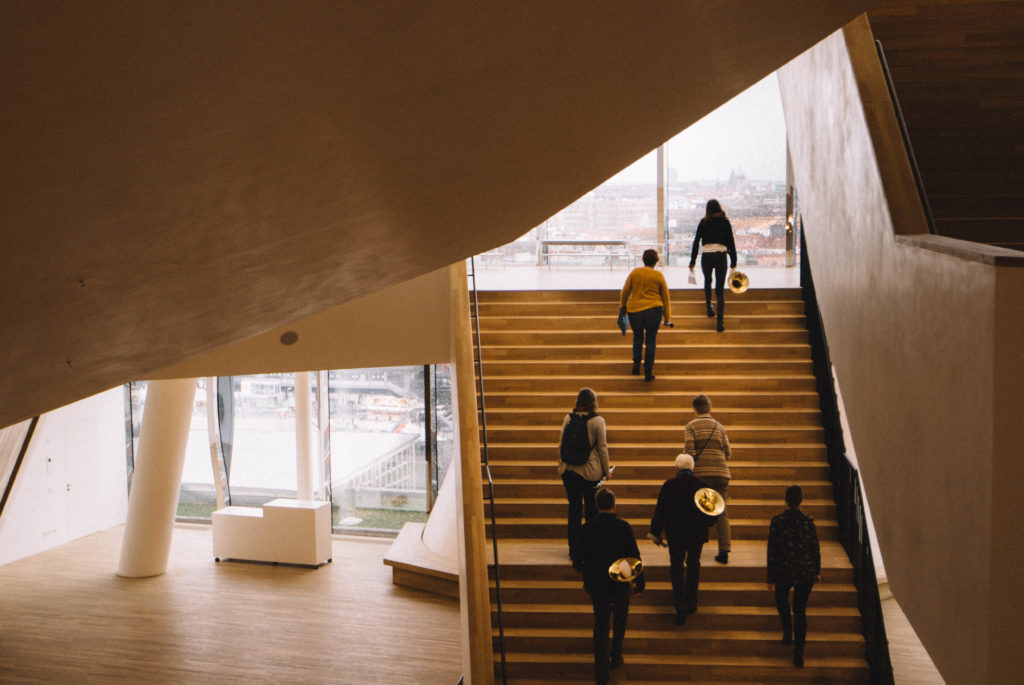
[467, 256, 507, 684]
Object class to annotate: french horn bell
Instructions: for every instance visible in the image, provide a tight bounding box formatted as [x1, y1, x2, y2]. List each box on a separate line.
[608, 557, 644, 583]
[728, 269, 750, 294]
[694, 487, 726, 517]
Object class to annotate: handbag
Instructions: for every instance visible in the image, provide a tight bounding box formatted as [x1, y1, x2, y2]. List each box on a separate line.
[616, 309, 629, 335]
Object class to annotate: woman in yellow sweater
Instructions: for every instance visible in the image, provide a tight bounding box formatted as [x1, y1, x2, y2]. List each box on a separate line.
[619, 249, 672, 381]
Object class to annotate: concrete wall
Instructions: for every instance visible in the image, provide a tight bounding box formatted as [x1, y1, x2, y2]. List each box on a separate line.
[0, 389, 127, 566]
[778, 17, 1024, 684]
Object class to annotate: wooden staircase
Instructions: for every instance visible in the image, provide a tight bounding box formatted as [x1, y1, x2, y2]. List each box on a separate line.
[476, 288, 869, 683]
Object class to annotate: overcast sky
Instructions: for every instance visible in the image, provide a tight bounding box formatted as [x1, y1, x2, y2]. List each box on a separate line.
[607, 73, 787, 184]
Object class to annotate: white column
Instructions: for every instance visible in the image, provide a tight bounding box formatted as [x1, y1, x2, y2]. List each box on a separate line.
[295, 371, 314, 500]
[117, 378, 196, 578]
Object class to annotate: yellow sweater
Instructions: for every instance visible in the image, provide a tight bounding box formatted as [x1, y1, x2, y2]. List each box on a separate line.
[620, 267, 671, 321]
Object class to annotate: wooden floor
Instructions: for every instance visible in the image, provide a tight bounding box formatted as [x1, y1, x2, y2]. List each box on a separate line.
[0, 524, 462, 684]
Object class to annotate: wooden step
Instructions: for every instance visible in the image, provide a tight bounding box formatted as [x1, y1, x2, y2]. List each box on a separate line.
[485, 498, 837, 521]
[479, 330, 809, 346]
[484, 407, 822, 426]
[479, 314, 809, 331]
[495, 626, 864, 658]
[486, 479, 834, 501]
[493, 602, 861, 633]
[486, 517, 840, 542]
[480, 360, 816, 380]
[476, 288, 801, 303]
[483, 388, 821, 408]
[484, 460, 831, 481]
[479, 342, 813, 361]
[482, 375, 818, 393]
[490, 579, 857, 608]
[496, 651, 869, 682]
[484, 424, 825, 444]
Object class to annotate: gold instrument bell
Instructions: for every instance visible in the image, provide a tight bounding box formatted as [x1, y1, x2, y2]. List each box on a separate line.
[608, 556, 645, 594]
[694, 487, 726, 517]
[609, 556, 643, 580]
[728, 269, 750, 294]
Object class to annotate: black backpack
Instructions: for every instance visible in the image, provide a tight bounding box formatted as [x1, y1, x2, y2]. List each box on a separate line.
[560, 412, 596, 466]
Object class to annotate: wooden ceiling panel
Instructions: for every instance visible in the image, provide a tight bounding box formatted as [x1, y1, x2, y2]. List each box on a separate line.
[0, 1, 871, 427]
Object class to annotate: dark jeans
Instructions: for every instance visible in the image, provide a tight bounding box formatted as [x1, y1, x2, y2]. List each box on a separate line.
[628, 305, 663, 376]
[591, 585, 630, 684]
[668, 539, 704, 616]
[775, 580, 814, 651]
[701, 252, 728, 323]
[562, 470, 599, 560]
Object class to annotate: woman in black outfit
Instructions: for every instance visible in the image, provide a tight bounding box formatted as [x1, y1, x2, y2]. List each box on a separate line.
[688, 199, 737, 332]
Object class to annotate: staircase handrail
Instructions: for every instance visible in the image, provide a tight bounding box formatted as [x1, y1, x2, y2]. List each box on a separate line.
[874, 39, 936, 236]
[0, 417, 39, 521]
[467, 256, 507, 685]
[800, 230, 895, 685]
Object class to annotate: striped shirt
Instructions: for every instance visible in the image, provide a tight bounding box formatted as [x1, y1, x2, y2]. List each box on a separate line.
[684, 415, 731, 480]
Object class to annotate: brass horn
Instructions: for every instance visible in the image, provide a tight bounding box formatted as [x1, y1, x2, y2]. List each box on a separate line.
[728, 269, 750, 294]
[694, 487, 726, 517]
[608, 557, 644, 583]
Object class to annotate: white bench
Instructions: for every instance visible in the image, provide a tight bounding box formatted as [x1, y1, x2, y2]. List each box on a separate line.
[212, 498, 333, 568]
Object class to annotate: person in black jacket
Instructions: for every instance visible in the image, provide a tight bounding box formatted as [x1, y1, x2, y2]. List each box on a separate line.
[688, 199, 738, 332]
[648, 453, 715, 625]
[766, 484, 821, 668]
[578, 487, 640, 685]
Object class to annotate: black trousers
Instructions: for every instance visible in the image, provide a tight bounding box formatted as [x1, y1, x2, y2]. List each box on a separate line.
[562, 470, 598, 560]
[628, 305, 663, 375]
[701, 252, 728, 324]
[667, 539, 704, 617]
[591, 584, 630, 684]
[775, 580, 814, 651]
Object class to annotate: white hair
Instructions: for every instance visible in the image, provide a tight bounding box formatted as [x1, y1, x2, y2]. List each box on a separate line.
[675, 453, 694, 471]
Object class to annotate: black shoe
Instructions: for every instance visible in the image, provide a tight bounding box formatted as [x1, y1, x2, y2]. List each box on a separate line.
[644, 374, 655, 382]
[609, 655, 623, 670]
[716, 321, 725, 332]
[674, 614, 686, 626]
[706, 304, 715, 318]
[631, 363, 641, 375]
[793, 650, 804, 668]
[715, 551, 729, 564]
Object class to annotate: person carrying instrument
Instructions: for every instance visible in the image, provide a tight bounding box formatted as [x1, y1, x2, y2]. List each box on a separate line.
[578, 487, 640, 685]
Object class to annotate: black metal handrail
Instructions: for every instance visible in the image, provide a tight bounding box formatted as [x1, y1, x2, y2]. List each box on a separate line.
[875, 39, 936, 235]
[0, 417, 40, 521]
[467, 256, 507, 684]
[800, 229, 895, 685]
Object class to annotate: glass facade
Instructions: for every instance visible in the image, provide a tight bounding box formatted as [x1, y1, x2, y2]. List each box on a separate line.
[125, 365, 453, 534]
[480, 74, 793, 268]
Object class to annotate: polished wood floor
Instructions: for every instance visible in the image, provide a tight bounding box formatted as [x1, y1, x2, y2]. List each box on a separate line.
[0, 524, 462, 684]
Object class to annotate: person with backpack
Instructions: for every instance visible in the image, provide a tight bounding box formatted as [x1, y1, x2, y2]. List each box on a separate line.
[558, 387, 611, 565]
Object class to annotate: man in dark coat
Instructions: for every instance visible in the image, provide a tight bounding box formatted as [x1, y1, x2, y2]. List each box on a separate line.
[578, 487, 641, 685]
[648, 453, 715, 625]
[767, 484, 821, 667]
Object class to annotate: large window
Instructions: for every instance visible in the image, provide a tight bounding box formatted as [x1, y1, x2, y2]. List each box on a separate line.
[481, 73, 792, 268]
[126, 365, 453, 534]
